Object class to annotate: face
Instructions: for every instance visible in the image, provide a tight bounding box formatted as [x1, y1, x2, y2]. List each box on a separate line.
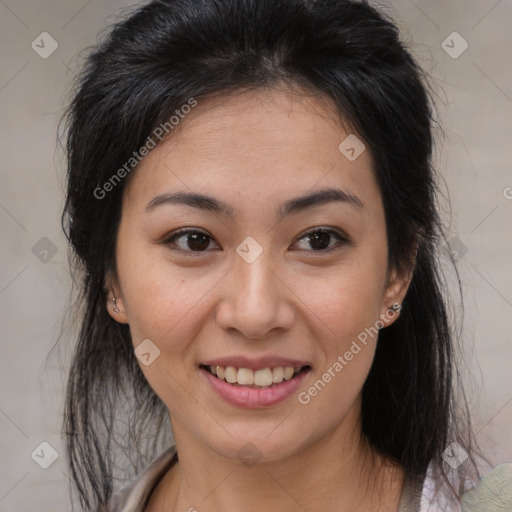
[108, 87, 411, 462]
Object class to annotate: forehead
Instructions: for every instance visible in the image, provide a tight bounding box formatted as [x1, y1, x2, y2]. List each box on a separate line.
[151, 87, 354, 161]
[123, 87, 380, 216]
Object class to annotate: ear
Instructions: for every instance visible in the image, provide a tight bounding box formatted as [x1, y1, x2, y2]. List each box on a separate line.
[104, 272, 129, 324]
[378, 241, 417, 328]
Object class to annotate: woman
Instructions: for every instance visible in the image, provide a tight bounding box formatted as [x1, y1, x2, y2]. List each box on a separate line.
[60, 0, 512, 511]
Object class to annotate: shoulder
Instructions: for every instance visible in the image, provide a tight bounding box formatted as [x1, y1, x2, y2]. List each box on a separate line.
[96, 445, 178, 512]
[419, 461, 512, 512]
[460, 463, 512, 511]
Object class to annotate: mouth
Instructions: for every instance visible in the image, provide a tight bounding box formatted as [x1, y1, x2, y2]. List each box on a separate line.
[199, 362, 312, 408]
[200, 364, 311, 389]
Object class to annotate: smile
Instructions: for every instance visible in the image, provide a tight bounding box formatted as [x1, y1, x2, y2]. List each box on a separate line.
[200, 364, 311, 408]
[202, 364, 310, 387]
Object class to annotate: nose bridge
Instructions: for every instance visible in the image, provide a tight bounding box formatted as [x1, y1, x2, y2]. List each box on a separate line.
[234, 248, 276, 306]
[233, 234, 277, 298]
[216, 241, 293, 338]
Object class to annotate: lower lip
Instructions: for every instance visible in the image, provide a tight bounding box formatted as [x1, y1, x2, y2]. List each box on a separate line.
[200, 367, 310, 408]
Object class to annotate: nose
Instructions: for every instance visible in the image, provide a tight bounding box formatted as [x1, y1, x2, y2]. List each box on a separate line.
[215, 248, 295, 340]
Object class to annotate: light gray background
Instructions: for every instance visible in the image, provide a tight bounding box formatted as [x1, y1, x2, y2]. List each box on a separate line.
[1, 0, 511, 510]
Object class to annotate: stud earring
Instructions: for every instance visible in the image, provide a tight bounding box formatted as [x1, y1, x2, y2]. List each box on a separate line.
[112, 293, 120, 313]
[390, 303, 402, 312]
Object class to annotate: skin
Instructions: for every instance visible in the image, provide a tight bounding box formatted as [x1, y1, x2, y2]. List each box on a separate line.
[106, 86, 415, 512]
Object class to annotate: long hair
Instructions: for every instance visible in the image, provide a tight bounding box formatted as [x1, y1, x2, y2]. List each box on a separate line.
[60, 0, 482, 509]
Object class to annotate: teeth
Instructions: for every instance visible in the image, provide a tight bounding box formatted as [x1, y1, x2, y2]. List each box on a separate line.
[225, 366, 237, 383]
[237, 368, 254, 385]
[254, 368, 273, 386]
[205, 364, 305, 387]
[284, 367, 295, 380]
[272, 366, 284, 383]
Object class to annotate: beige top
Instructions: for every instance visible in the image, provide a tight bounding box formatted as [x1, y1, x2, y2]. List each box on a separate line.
[97, 447, 178, 512]
[97, 445, 424, 512]
[97, 446, 512, 512]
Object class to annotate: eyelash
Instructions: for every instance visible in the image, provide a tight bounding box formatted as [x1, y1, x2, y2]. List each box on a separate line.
[162, 227, 349, 255]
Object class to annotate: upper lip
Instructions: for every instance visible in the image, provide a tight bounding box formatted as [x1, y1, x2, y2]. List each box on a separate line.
[201, 356, 311, 371]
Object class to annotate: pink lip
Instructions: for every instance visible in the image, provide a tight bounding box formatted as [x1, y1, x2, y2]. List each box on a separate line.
[202, 356, 310, 371]
[200, 367, 310, 408]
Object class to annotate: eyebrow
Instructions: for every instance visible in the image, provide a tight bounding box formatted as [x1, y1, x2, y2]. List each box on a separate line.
[144, 187, 364, 217]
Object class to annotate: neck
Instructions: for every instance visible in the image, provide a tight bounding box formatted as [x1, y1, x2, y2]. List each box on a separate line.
[152, 408, 404, 512]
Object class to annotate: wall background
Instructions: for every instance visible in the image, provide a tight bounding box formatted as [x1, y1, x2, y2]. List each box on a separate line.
[0, 0, 511, 510]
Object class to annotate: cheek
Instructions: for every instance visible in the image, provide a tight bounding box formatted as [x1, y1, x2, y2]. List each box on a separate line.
[116, 258, 212, 401]
[116, 243, 229, 366]
[294, 249, 387, 348]
[121, 267, 204, 341]
[296, 269, 382, 417]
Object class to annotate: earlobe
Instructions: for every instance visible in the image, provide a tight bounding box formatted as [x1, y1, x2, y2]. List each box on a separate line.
[106, 289, 129, 323]
[111, 293, 122, 314]
[379, 302, 403, 329]
[112, 294, 120, 313]
[104, 275, 129, 324]
[379, 264, 414, 329]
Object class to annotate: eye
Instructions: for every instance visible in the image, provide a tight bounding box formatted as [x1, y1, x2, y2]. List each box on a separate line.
[162, 227, 348, 254]
[292, 228, 348, 252]
[163, 228, 220, 253]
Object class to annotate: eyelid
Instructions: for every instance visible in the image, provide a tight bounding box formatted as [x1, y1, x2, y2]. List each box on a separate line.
[163, 227, 210, 240]
[162, 226, 349, 254]
[162, 227, 220, 254]
[291, 226, 349, 252]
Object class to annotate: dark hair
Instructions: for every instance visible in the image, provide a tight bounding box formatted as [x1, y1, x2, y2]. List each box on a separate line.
[61, 0, 483, 509]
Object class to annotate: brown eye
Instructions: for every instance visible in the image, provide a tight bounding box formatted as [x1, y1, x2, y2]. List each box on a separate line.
[308, 230, 331, 250]
[293, 228, 347, 252]
[164, 229, 219, 253]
